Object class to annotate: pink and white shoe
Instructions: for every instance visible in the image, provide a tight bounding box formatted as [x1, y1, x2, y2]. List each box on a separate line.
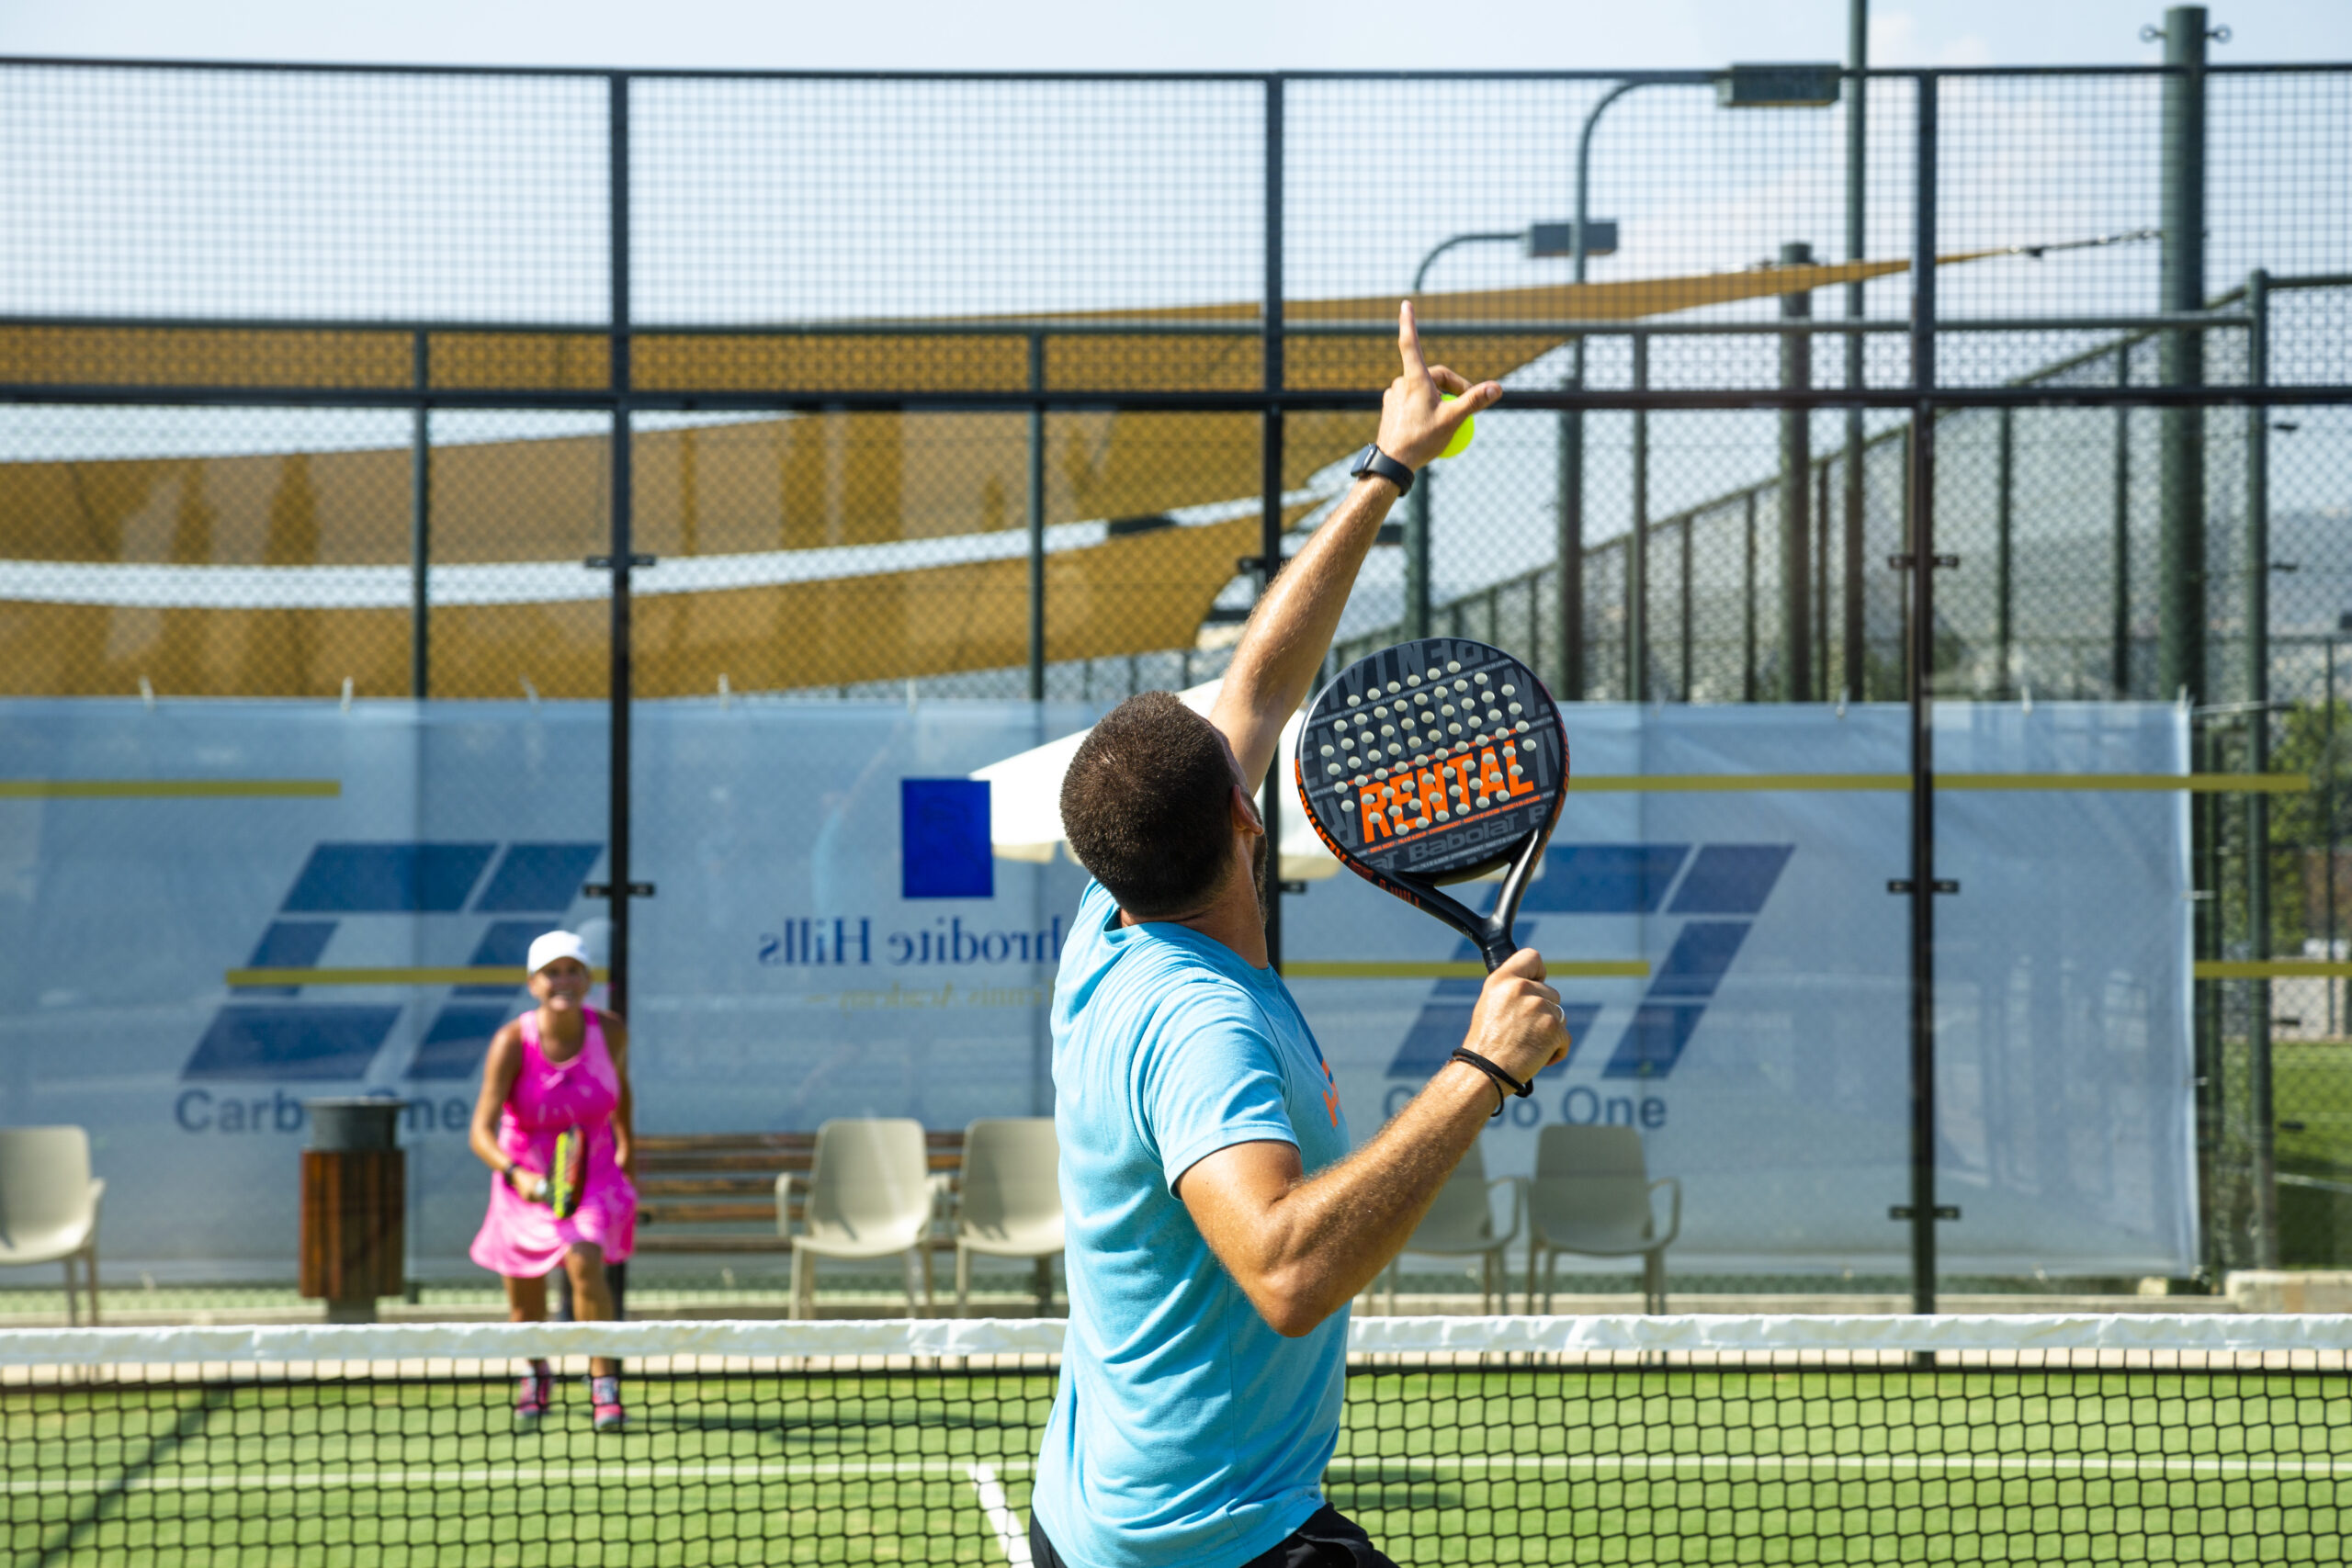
[589, 1374, 626, 1433]
[514, 1359, 553, 1429]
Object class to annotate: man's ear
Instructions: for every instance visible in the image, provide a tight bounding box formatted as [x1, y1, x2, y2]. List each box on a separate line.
[1230, 783, 1265, 836]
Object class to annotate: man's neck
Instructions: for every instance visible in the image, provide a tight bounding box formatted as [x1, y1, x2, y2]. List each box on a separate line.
[1120, 879, 1270, 970]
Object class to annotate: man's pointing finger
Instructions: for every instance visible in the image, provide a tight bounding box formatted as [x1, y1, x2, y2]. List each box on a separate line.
[1396, 299, 1429, 382]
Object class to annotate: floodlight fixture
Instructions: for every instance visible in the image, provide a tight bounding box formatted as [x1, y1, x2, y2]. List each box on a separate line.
[1717, 63, 1844, 109]
[1525, 221, 1616, 261]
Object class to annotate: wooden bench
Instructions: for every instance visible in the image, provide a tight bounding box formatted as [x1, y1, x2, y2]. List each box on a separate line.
[633, 1130, 967, 1258]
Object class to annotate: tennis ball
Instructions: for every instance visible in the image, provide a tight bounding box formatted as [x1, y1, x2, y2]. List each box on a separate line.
[1437, 393, 1476, 460]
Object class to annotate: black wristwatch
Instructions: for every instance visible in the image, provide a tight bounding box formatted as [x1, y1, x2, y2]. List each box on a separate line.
[1348, 443, 1415, 497]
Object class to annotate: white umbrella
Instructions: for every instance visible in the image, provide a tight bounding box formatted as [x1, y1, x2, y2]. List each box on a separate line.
[969, 680, 1342, 882]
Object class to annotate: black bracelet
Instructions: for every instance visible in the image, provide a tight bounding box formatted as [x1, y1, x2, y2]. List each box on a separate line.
[1448, 1047, 1532, 1118]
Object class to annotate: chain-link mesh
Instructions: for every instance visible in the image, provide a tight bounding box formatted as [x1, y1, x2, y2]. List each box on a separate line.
[1, 63, 2350, 1304]
[0, 406, 414, 699]
[0, 67, 610, 323]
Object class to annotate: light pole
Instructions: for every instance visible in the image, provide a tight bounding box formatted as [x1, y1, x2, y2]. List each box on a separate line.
[1565, 73, 1707, 703]
[2331, 609, 2345, 1037]
[1844, 0, 1870, 701]
[1561, 64, 1841, 704]
[1405, 223, 1602, 639]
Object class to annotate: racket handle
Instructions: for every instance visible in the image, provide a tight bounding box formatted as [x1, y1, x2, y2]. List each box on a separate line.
[1476, 931, 1520, 974]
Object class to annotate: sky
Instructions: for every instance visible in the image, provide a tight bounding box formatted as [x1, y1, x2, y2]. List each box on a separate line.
[2, 0, 2347, 73]
[0, 0, 2342, 571]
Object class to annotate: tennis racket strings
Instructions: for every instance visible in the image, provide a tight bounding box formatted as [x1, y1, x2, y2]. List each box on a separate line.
[1295, 637, 1568, 971]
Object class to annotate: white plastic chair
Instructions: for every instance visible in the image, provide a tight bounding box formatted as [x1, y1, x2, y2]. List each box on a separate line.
[953, 1118, 1064, 1316]
[0, 1126, 107, 1325]
[1524, 1124, 1680, 1314]
[776, 1119, 934, 1318]
[1379, 1138, 1521, 1314]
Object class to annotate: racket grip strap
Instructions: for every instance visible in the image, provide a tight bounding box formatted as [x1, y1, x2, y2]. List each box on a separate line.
[1448, 1047, 1532, 1118]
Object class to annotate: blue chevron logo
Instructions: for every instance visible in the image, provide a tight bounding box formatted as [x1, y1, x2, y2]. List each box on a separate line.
[1382, 842, 1792, 1082]
[182, 841, 605, 1084]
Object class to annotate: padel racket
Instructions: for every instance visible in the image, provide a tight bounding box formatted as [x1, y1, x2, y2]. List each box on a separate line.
[548, 1127, 587, 1221]
[1294, 637, 1568, 973]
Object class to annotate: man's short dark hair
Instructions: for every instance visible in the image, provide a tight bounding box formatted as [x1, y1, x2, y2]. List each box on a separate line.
[1061, 691, 1238, 917]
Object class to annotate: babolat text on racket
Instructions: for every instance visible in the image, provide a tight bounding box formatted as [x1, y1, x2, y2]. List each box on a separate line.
[1294, 637, 1567, 973]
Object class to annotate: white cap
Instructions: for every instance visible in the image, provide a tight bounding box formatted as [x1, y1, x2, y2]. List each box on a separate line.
[526, 930, 592, 976]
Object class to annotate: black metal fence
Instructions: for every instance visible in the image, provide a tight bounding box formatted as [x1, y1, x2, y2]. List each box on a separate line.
[3, 33, 2350, 1297]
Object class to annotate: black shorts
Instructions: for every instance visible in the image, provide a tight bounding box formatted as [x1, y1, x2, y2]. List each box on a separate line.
[1028, 1504, 1400, 1568]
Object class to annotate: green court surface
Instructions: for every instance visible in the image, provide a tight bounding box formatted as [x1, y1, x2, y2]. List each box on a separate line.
[6, 1365, 2348, 1565]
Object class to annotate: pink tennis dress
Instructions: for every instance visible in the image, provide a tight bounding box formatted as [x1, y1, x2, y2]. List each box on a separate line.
[469, 1009, 637, 1278]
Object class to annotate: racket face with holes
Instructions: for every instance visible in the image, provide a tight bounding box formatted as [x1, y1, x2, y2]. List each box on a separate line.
[1295, 638, 1568, 893]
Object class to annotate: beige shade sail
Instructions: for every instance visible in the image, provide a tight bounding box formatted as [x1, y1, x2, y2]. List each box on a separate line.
[0, 256, 1923, 396]
[0, 255, 1966, 699]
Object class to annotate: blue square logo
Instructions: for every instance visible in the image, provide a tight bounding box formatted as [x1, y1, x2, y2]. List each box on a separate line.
[900, 778, 995, 899]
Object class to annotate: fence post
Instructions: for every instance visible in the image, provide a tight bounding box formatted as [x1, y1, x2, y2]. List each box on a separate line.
[1679, 513, 1694, 699]
[1815, 458, 1832, 697]
[2193, 710, 2233, 1271]
[2112, 348, 2132, 695]
[2245, 267, 2278, 1268]
[1558, 342, 1585, 701]
[2191, 709, 2223, 1271]
[1997, 408, 2015, 696]
[1527, 575, 1543, 682]
[1743, 491, 1758, 703]
[1028, 333, 1046, 702]
[1259, 74, 1285, 972]
[1905, 69, 1941, 1324]
[605, 71, 636, 1022]
[409, 331, 429, 701]
[1781, 241, 1815, 701]
[2157, 4, 2209, 705]
[1900, 422, 1914, 682]
[1629, 333, 1648, 703]
[1843, 0, 1869, 702]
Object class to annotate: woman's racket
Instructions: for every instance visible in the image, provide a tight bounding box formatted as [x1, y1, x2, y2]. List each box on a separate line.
[548, 1127, 587, 1221]
[1294, 637, 1568, 973]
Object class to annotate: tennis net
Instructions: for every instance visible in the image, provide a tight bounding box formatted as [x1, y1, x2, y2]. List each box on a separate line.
[5, 1314, 2347, 1565]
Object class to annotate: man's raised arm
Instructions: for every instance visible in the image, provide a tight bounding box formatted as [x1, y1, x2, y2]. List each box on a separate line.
[1208, 301, 1501, 786]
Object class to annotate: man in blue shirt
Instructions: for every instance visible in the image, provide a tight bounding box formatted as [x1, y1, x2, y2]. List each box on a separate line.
[1029, 303, 1572, 1568]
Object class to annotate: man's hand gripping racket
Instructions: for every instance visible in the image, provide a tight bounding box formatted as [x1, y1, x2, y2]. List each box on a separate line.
[1294, 637, 1573, 1107]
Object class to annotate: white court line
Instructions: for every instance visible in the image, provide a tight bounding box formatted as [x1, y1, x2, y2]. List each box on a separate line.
[15, 1451, 2352, 1496]
[966, 1462, 1034, 1566]
[5, 1459, 1028, 1495]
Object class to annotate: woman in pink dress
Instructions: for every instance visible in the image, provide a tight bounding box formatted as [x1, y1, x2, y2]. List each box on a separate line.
[469, 930, 638, 1431]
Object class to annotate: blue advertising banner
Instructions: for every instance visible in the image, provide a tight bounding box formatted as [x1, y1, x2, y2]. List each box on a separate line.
[0, 698, 2193, 1283]
[1290, 703, 2196, 1277]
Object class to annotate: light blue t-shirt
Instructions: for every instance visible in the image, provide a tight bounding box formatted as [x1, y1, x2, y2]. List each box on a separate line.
[1032, 880, 1354, 1568]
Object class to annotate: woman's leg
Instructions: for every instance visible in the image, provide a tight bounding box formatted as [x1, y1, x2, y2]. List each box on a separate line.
[561, 1244, 617, 1378]
[505, 1271, 548, 1323]
[503, 1272, 554, 1425]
